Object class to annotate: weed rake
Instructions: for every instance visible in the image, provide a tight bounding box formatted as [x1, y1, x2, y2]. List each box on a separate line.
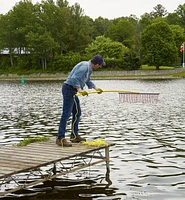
[76, 90, 159, 103]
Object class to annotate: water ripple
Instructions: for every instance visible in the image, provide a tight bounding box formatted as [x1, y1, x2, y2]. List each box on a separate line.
[1, 79, 185, 199]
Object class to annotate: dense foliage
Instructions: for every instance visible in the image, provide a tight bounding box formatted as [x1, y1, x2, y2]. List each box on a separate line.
[0, 0, 185, 73]
[141, 22, 178, 69]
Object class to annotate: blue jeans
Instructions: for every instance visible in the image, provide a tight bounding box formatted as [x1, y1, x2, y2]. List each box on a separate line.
[58, 83, 81, 139]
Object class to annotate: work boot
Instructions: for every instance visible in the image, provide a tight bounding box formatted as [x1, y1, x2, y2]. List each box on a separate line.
[70, 135, 86, 143]
[56, 138, 72, 147]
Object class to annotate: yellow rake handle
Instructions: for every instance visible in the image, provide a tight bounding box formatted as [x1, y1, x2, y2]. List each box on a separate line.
[76, 90, 139, 96]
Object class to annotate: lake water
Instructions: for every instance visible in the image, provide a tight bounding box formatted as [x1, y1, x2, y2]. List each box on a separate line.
[1, 79, 185, 200]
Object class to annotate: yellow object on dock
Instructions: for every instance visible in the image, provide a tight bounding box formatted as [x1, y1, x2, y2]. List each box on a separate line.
[82, 139, 109, 147]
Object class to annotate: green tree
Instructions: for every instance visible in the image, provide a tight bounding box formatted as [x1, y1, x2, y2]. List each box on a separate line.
[127, 15, 141, 56]
[85, 36, 128, 58]
[1, 0, 36, 67]
[0, 12, 17, 66]
[10, 0, 35, 49]
[170, 25, 185, 49]
[35, 0, 70, 55]
[93, 17, 112, 38]
[108, 18, 135, 48]
[166, 12, 181, 25]
[174, 4, 185, 28]
[65, 3, 93, 52]
[141, 21, 177, 69]
[170, 24, 185, 64]
[150, 4, 168, 18]
[140, 4, 167, 31]
[139, 13, 153, 31]
[26, 29, 59, 69]
[56, 0, 69, 8]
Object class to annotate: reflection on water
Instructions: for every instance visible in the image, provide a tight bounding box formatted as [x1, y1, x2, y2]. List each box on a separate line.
[4, 179, 121, 200]
[1, 79, 185, 199]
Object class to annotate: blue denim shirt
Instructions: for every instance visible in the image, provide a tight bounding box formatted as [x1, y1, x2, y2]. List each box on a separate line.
[64, 61, 95, 89]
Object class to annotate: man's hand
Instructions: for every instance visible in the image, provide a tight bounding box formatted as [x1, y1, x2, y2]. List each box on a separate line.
[80, 90, 88, 96]
[96, 88, 103, 94]
[77, 88, 88, 96]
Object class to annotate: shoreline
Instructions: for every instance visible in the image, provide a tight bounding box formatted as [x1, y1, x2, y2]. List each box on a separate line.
[0, 68, 185, 80]
[0, 75, 177, 81]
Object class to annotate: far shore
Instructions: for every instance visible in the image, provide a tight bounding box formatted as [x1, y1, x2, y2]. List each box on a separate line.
[0, 68, 185, 80]
[0, 74, 177, 81]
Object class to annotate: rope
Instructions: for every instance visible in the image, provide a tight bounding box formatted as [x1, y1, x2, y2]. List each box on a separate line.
[71, 95, 78, 140]
[71, 96, 108, 147]
[82, 139, 108, 147]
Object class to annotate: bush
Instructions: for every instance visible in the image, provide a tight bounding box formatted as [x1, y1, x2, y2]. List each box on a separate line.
[103, 58, 124, 69]
[0, 56, 11, 72]
[122, 51, 141, 70]
[52, 52, 81, 72]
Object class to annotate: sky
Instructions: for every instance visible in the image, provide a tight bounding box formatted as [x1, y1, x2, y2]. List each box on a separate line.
[0, 0, 185, 19]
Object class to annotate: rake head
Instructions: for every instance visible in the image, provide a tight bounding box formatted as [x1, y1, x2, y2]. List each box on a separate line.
[119, 92, 159, 103]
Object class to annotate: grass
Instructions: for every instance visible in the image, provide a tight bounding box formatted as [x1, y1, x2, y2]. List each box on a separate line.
[173, 71, 185, 78]
[15, 136, 50, 147]
[140, 65, 176, 70]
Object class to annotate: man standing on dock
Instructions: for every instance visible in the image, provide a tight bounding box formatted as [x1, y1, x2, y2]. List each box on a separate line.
[56, 55, 106, 147]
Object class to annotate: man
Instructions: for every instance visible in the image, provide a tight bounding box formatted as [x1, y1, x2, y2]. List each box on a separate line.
[56, 55, 106, 147]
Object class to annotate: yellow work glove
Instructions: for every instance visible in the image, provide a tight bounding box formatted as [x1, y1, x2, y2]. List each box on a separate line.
[80, 90, 88, 96]
[96, 88, 103, 94]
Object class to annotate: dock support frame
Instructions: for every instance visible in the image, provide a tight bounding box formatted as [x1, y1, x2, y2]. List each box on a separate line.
[0, 145, 111, 196]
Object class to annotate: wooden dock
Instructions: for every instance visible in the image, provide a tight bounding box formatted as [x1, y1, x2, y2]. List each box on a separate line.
[0, 137, 112, 196]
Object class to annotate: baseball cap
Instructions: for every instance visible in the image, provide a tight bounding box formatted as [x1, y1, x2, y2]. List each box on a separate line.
[92, 55, 106, 66]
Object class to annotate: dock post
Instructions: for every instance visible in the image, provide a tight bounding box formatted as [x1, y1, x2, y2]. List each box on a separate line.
[105, 145, 112, 185]
[52, 163, 56, 175]
[105, 146, 110, 171]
